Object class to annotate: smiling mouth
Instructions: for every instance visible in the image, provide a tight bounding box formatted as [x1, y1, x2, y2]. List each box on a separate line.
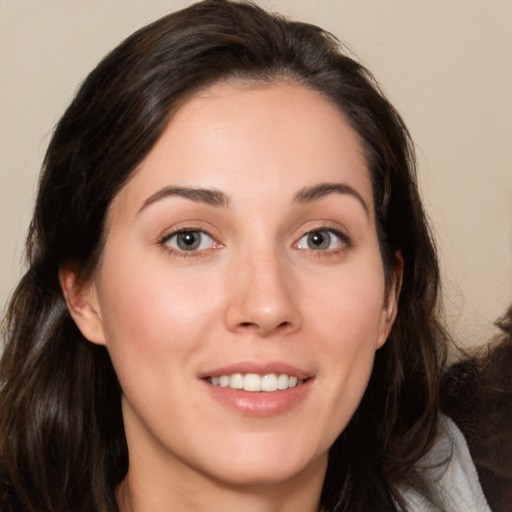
[206, 373, 306, 392]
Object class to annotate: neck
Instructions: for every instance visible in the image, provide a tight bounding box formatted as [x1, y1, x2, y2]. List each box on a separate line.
[116, 454, 326, 512]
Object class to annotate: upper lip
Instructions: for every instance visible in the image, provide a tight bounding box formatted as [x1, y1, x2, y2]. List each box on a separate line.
[199, 361, 312, 380]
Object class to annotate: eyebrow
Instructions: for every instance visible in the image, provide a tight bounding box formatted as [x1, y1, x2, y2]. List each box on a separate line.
[293, 182, 369, 214]
[138, 181, 368, 214]
[139, 185, 230, 212]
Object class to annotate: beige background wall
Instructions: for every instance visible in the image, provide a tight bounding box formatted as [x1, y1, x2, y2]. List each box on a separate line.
[1, 0, 511, 348]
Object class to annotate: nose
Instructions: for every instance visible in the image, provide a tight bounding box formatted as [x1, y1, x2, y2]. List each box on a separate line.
[224, 251, 302, 337]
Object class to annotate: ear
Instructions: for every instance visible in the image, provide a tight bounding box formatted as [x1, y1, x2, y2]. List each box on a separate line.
[59, 267, 106, 346]
[376, 252, 403, 349]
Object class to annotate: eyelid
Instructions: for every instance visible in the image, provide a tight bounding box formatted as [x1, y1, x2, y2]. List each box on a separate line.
[157, 224, 223, 256]
[155, 220, 220, 243]
[164, 229, 214, 248]
[293, 223, 352, 252]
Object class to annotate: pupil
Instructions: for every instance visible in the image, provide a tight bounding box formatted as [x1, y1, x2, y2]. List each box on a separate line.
[183, 233, 196, 245]
[308, 231, 330, 250]
[311, 233, 324, 245]
[178, 232, 200, 250]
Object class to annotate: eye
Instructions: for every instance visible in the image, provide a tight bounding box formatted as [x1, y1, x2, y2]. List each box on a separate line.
[162, 230, 216, 252]
[296, 229, 346, 251]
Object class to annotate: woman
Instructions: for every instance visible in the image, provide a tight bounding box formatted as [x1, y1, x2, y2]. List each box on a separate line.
[0, 1, 491, 511]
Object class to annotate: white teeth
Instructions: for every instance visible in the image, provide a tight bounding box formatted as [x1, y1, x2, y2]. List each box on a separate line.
[277, 374, 289, 389]
[230, 373, 243, 389]
[261, 373, 277, 392]
[208, 373, 305, 392]
[243, 373, 261, 391]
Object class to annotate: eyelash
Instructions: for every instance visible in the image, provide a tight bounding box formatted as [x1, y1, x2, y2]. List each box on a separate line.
[158, 228, 219, 257]
[157, 226, 351, 258]
[295, 227, 351, 255]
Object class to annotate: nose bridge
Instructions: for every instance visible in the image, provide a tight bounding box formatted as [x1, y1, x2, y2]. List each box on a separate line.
[225, 243, 300, 336]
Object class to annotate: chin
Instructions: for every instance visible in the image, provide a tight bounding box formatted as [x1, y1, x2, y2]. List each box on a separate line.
[207, 462, 316, 489]
[198, 436, 328, 488]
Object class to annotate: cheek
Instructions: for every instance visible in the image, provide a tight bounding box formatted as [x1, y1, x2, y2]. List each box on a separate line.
[94, 258, 227, 429]
[304, 262, 386, 411]
[95, 252, 223, 370]
[308, 262, 386, 342]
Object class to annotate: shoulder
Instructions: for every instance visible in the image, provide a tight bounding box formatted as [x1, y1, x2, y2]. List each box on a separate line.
[398, 415, 491, 512]
[441, 314, 512, 511]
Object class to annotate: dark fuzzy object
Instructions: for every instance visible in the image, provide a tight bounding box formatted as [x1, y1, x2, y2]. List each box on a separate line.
[441, 307, 512, 512]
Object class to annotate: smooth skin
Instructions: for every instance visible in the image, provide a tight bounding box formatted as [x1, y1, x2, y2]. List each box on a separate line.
[62, 83, 401, 512]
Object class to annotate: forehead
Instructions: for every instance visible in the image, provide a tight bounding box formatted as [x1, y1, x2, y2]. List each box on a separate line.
[109, 82, 373, 221]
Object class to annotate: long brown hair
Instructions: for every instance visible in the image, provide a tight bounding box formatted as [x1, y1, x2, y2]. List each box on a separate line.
[0, 1, 447, 510]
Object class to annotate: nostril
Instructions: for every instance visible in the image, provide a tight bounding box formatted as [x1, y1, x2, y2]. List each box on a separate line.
[237, 320, 291, 332]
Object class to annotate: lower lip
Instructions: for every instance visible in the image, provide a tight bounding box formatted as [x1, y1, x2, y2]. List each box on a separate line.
[203, 379, 313, 417]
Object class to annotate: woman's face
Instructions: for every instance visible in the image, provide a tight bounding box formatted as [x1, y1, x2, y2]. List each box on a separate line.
[71, 83, 399, 489]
